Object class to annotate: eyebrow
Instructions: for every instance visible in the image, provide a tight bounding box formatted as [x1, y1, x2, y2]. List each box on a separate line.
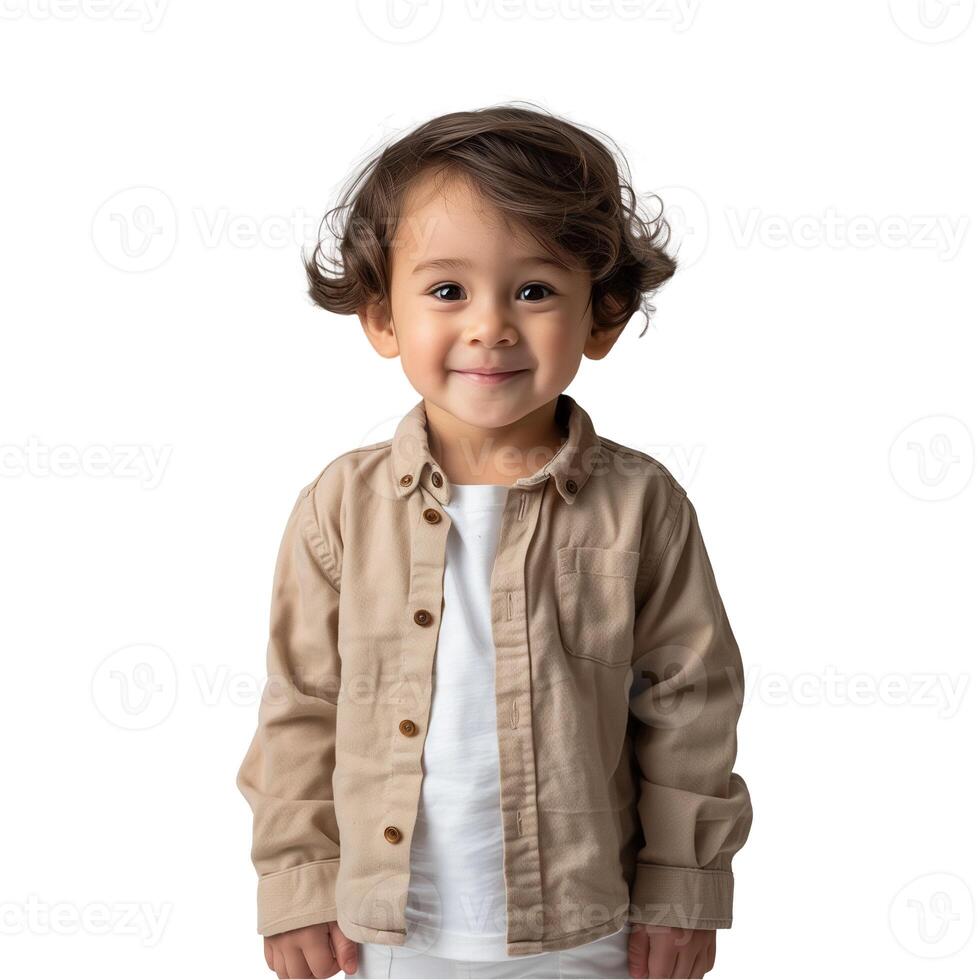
[411, 255, 573, 276]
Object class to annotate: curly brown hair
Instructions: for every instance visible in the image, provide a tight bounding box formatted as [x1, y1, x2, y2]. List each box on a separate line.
[303, 101, 677, 338]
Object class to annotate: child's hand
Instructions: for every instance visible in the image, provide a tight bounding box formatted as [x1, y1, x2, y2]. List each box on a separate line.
[627, 924, 715, 979]
[263, 921, 358, 978]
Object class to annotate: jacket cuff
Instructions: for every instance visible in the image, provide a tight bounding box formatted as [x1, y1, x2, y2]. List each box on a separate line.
[629, 864, 735, 930]
[257, 858, 341, 937]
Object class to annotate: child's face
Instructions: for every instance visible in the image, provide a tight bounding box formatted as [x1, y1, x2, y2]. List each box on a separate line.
[359, 170, 622, 432]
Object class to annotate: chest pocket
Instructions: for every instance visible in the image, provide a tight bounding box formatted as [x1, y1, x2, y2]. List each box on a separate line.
[556, 546, 641, 667]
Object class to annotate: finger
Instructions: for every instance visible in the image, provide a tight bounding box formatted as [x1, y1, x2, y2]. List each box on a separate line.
[273, 948, 288, 980]
[283, 946, 314, 979]
[264, 939, 275, 972]
[690, 949, 708, 979]
[648, 938, 677, 980]
[312, 929, 340, 979]
[303, 941, 338, 980]
[627, 923, 650, 978]
[706, 933, 716, 973]
[671, 944, 699, 979]
[329, 923, 360, 974]
[297, 925, 338, 979]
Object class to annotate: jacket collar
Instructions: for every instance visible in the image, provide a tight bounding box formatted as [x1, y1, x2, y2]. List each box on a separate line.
[390, 392, 601, 506]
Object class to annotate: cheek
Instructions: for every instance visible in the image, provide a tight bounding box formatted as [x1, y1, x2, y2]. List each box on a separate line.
[396, 319, 454, 377]
[529, 321, 584, 376]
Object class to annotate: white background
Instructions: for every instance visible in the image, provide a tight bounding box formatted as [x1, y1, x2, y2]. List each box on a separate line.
[1, 2, 978, 978]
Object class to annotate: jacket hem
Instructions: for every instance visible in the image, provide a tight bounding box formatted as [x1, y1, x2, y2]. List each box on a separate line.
[336, 908, 631, 958]
[505, 911, 630, 957]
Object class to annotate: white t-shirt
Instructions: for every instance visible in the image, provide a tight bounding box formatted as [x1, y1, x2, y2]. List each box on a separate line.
[402, 482, 512, 960]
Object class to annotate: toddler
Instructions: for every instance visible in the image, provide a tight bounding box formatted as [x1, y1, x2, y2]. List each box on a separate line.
[236, 103, 753, 980]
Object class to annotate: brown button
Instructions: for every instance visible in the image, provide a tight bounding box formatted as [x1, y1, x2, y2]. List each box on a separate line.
[413, 609, 433, 626]
[422, 508, 441, 524]
[398, 719, 417, 736]
[384, 826, 402, 844]
[430, 471, 443, 487]
[399, 474, 413, 486]
[565, 479, 578, 494]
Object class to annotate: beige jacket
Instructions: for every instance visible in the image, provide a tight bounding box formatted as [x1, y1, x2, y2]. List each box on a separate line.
[235, 392, 753, 957]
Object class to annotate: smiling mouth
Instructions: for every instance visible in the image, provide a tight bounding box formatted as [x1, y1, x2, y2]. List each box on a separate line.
[452, 369, 528, 386]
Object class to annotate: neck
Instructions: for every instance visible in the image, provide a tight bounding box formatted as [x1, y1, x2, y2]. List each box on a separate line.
[422, 397, 566, 486]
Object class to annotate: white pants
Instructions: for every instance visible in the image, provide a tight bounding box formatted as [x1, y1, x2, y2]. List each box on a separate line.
[344, 926, 630, 979]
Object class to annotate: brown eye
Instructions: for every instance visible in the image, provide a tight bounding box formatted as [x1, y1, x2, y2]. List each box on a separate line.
[430, 284, 464, 301]
[519, 283, 554, 302]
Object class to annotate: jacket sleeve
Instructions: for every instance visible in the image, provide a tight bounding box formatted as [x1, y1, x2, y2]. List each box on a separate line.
[235, 485, 343, 937]
[627, 486, 753, 930]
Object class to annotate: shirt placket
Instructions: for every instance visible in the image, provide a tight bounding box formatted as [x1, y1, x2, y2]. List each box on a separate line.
[488, 482, 548, 952]
[380, 474, 452, 935]
[383, 470, 550, 954]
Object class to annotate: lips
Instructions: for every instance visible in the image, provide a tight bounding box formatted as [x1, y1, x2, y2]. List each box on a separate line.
[452, 369, 528, 386]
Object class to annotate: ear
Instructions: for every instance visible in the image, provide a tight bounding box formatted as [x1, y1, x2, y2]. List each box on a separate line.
[358, 299, 400, 358]
[582, 292, 630, 361]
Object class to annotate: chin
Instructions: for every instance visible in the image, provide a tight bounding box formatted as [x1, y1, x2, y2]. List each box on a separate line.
[445, 395, 528, 429]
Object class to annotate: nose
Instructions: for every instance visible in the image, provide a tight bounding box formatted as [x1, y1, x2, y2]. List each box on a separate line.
[463, 299, 518, 345]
